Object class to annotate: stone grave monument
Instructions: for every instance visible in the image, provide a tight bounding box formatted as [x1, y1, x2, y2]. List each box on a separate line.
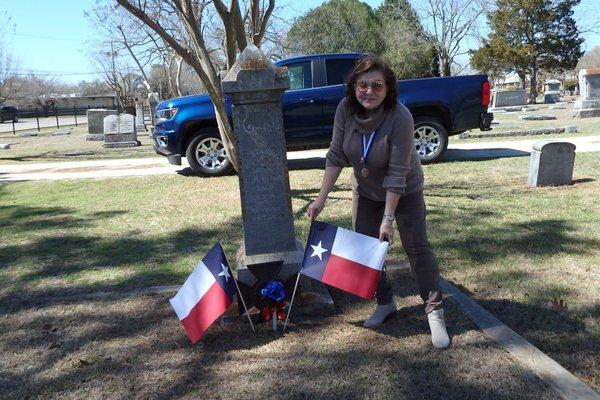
[221, 44, 334, 322]
[86, 109, 117, 141]
[490, 89, 527, 109]
[544, 79, 562, 103]
[102, 114, 141, 148]
[575, 68, 600, 118]
[135, 100, 146, 132]
[528, 141, 576, 187]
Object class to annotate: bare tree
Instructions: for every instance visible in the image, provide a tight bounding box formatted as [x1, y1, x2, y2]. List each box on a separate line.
[90, 40, 144, 108]
[113, 0, 275, 171]
[577, 45, 600, 70]
[0, 13, 19, 103]
[409, 0, 489, 76]
[0, 51, 19, 103]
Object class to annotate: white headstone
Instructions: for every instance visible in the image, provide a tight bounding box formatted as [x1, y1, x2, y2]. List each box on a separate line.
[119, 114, 135, 134]
[103, 115, 119, 134]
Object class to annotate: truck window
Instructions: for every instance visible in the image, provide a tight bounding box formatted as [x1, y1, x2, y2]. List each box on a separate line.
[325, 58, 357, 86]
[286, 61, 312, 90]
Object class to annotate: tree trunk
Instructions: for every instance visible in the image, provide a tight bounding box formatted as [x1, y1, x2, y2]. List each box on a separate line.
[439, 52, 451, 77]
[175, 57, 183, 97]
[529, 61, 537, 104]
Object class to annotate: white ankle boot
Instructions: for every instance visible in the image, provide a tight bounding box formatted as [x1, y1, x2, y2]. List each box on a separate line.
[427, 308, 450, 348]
[363, 299, 397, 328]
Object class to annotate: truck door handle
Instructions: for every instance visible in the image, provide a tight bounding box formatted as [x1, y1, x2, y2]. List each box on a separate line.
[300, 97, 315, 104]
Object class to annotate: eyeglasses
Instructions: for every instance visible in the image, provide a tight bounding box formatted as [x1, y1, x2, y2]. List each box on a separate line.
[355, 80, 385, 92]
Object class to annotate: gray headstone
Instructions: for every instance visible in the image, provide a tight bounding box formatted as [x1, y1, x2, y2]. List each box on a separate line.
[20, 132, 38, 138]
[52, 128, 71, 136]
[528, 141, 576, 187]
[504, 106, 522, 112]
[0, 143, 10, 149]
[544, 93, 560, 104]
[491, 89, 527, 107]
[65, 151, 95, 156]
[544, 81, 561, 92]
[564, 125, 577, 133]
[135, 101, 146, 131]
[222, 45, 298, 274]
[577, 69, 600, 118]
[519, 115, 556, 121]
[86, 109, 117, 138]
[222, 45, 335, 318]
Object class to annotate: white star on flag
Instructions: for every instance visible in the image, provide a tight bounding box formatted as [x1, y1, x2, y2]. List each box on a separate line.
[218, 263, 231, 282]
[310, 241, 328, 260]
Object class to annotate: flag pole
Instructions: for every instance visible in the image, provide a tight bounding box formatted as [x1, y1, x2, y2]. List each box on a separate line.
[283, 219, 315, 332]
[221, 243, 255, 333]
[282, 270, 301, 332]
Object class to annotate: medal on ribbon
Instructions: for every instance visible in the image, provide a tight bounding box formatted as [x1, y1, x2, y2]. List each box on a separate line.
[360, 130, 377, 178]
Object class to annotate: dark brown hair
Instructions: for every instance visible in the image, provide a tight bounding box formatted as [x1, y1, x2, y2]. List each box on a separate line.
[345, 54, 398, 114]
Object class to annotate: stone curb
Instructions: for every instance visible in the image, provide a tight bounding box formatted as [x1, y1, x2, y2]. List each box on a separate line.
[440, 277, 600, 400]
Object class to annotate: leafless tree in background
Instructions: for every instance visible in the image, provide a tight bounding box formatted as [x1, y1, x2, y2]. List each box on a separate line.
[577, 46, 600, 70]
[0, 13, 20, 103]
[113, 0, 276, 171]
[409, 0, 489, 76]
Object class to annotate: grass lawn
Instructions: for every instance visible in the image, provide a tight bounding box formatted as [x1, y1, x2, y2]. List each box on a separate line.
[1, 153, 598, 397]
[0, 124, 158, 164]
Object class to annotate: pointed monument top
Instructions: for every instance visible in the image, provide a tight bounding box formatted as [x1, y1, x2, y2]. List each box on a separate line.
[222, 44, 286, 82]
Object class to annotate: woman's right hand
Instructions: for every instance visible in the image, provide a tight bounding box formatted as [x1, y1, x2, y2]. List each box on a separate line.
[307, 198, 325, 220]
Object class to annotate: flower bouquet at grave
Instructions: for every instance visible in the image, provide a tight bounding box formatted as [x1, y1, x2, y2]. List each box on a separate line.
[258, 280, 288, 331]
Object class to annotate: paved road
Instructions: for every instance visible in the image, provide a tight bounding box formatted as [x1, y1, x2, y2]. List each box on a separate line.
[1, 135, 599, 182]
[0, 116, 88, 133]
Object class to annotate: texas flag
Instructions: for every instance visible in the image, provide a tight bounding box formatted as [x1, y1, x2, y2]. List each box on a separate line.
[169, 242, 235, 343]
[301, 221, 389, 299]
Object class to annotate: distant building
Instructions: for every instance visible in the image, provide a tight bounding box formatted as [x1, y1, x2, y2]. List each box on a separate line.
[493, 72, 523, 90]
[51, 94, 118, 109]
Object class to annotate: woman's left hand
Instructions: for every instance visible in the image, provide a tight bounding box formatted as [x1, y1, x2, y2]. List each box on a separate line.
[379, 220, 394, 245]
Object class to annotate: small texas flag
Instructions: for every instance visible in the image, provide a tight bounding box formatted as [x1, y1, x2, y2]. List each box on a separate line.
[169, 242, 235, 343]
[301, 221, 389, 299]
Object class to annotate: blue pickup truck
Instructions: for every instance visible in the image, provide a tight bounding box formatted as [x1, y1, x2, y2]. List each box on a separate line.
[152, 53, 493, 176]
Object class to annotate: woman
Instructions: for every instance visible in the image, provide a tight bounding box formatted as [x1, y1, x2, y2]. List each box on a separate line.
[307, 55, 450, 348]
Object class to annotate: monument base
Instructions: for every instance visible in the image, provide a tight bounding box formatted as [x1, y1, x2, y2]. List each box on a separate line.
[235, 239, 336, 322]
[85, 134, 104, 141]
[577, 108, 600, 118]
[102, 141, 141, 148]
[136, 124, 147, 131]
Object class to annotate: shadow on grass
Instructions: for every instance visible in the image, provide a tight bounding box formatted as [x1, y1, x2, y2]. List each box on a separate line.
[0, 203, 244, 314]
[0, 283, 561, 400]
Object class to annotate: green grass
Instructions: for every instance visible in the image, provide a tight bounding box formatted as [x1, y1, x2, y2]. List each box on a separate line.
[0, 153, 599, 394]
[0, 124, 158, 164]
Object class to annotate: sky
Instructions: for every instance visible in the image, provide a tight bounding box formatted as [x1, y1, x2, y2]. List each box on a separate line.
[1, 0, 599, 85]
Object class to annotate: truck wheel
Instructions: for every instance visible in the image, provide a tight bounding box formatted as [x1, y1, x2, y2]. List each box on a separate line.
[413, 117, 448, 164]
[186, 130, 233, 176]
